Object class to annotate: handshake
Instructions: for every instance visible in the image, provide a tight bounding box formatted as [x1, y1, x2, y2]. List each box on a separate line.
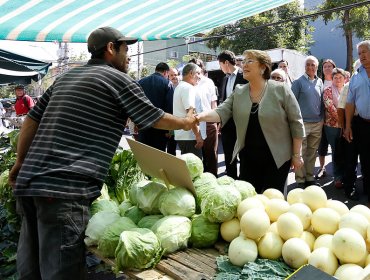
[183, 109, 200, 131]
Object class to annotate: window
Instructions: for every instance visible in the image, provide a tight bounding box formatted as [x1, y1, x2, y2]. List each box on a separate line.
[170, 51, 178, 58]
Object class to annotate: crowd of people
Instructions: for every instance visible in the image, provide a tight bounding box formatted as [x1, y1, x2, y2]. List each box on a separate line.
[6, 24, 370, 279]
[133, 39, 370, 205]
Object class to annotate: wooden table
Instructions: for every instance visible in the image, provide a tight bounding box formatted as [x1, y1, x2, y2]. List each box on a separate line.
[89, 244, 225, 280]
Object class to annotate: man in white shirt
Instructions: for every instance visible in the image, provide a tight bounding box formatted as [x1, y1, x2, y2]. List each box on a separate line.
[173, 63, 204, 158]
[190, 58, 219, 176]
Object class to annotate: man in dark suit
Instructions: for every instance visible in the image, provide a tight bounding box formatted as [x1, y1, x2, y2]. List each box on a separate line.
[138, 62, 174, 151]
[217, 50, 248, 179]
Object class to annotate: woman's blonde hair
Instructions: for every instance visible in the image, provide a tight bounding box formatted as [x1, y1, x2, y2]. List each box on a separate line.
[243, 49, 272, 79]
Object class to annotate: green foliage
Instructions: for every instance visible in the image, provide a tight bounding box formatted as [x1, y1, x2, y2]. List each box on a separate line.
[128, 71, 138, 80]
[182, 54, 192, 63]
[215, 255, 294, 280]
[166, 59, 180, 68]
[318, 0, 369, 71]
[104, 148, 146, 204]
[0, 131, 20, 279]
[140, 65, 154, 78]
[319, 0, 370, 39]
[204, 1, 313, 54]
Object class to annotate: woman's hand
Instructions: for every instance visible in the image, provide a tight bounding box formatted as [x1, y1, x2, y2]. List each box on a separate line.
[291, 156, 304, 171]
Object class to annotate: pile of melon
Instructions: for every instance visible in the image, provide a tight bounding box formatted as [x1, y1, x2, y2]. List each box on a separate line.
[220, 185, 370, 280]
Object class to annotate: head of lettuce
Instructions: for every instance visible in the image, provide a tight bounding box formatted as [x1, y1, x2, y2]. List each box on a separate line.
[114, 228, 163, 271]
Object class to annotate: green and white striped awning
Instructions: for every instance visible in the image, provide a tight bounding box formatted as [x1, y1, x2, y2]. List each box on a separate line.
[0, 0, 293, 42]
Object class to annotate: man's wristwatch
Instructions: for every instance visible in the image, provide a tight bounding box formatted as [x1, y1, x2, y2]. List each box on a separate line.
[292, 153, 302, 158]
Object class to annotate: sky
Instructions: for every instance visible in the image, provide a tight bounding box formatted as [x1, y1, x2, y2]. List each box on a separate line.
[0, 40, 87, 62]
[0, 39, 140, 70]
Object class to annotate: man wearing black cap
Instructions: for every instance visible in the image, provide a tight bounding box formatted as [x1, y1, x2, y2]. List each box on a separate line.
[9, 26, 198, 279]
[14, 84, 34, 116]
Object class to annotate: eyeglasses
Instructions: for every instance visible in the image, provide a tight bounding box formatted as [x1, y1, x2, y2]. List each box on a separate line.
[271, 75, 283, 81]
[242, 59, 256, 65]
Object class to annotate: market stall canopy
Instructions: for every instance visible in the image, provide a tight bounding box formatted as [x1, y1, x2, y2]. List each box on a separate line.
[0, 0, 293, 42]
[0, 48, 52, 85]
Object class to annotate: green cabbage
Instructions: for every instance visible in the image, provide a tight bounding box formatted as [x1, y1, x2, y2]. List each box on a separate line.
[138, 215, 164, 229]
[193, 172, 217, 190]
[190, 214, 220, 248]
[124, 206, 146, 224]
[0, 169, 9, 191]
[152, 215, 192, 254]
[115, 228, 163, 270]
[233, 180, 256, 200]
[84, 210, 121, 246]
[90, 199, 119, 216]
[97, 217, 137, 257]
[135, 180, 168, 214]
[129, 180, 149, 205]
[217, 175, 235, 185]
[159, 187, 195, 217]
[179, 153, 204, 180]
[118, 200, 133, 216]
[201, 184, 241, 223]
[194, 181, 219, 213]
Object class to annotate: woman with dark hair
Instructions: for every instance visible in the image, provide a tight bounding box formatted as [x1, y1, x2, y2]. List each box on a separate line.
[196, 50, 305, 193]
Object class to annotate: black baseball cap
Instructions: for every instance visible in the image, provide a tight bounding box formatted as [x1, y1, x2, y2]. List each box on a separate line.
[87, 27, 138, 53]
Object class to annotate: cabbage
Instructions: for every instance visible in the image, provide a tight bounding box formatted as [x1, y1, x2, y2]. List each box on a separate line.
[152, 215, 192, 254]
[115, 228, 163, 270]
[179, 153, 204, 180]
[90, 199, 119, 216]
[124, 206, 146, 224]
[85, 210, 120, 246]
[118, 200, 133, 216]
[0, 169, 9, 190]
[190, 214, 220, 248]
[194, 181, 219, 212]
[129, 180, 149, 205]
[135, 180, 168, 214]
[201, 184, 241, 223]
[193, 172, 217, 190]
[217, 175, 235, 185]
[159, 187, 196, 217]
[138, 215, 164, 229]
[233, 180, 256, 200]
[97, 217, 137, 257]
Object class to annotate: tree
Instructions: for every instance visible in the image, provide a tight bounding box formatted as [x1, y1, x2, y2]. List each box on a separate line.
[204, 0, 313, 55]
[319, 0, 370, 72]
[166, 59, 180, 68]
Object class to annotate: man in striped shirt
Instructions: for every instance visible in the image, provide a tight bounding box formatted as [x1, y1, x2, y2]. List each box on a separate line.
[8, 27, 198, 280]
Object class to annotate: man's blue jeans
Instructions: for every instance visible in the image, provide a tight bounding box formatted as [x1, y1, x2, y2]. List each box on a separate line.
[16, 196, 90, 280]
